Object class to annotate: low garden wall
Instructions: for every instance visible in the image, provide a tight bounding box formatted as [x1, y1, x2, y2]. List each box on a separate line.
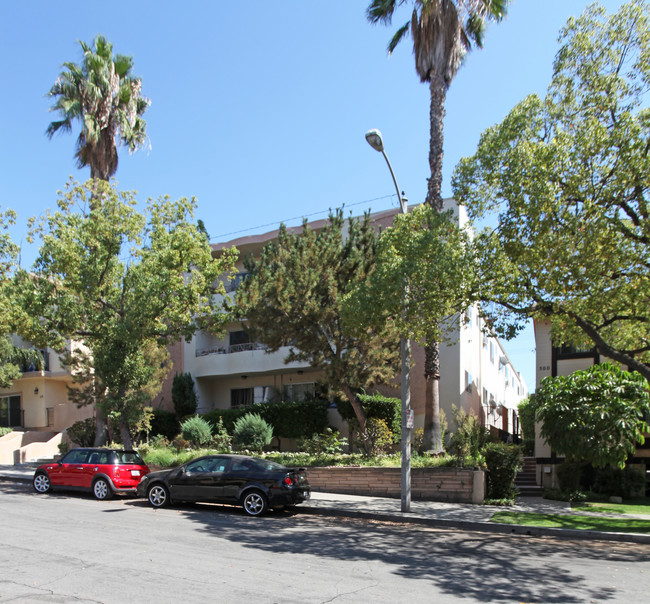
[306, 466, 485, 504]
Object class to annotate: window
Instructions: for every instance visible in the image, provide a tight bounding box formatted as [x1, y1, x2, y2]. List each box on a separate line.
[465, 308, 473, 328]
[483, 387, 488, 403]
[231, 388, 253, 408]
[489, 341, 495, 364]
[465, 371, 473, 393]
[0, 395, 21, 428]
[283, 383, 315, 402]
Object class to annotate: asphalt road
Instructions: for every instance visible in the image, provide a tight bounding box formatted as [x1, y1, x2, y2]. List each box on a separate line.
[1, 481, 648, 604]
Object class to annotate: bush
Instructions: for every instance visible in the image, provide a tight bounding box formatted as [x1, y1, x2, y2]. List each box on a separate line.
[593, 466, 647, 498]
[518, 396, 536, 455]
[447, 406, 491, 461]
[298, 428, 348, 455]
[172, 372, 198, 418]
[233, 413, 273, 452]
[483, 442, 522, 500]
[202, 399, 329, 440]
[352, 417, 394, 457]
[0, 427, 14, 437]
[209, 417, 232, 453]
[150, 409, 181, 441]
[67, 418, 96, 447]
[543, 488, 589, 503]
[556, 461, 594, 492]
[180, 415, 212, 448]
[336, 394, 401, 443]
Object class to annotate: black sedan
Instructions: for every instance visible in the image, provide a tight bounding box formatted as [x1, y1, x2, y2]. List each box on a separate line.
[137, 454, 310, 516]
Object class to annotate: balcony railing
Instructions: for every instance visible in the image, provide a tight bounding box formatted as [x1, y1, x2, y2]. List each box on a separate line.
[196, 342, 267, 357]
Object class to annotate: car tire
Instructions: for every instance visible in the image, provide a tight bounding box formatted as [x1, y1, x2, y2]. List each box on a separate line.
[242, 489, 268, 516]
[148, 484, 170, 508]
[33, 472, 51, 494]
[93, 477, 113, 501]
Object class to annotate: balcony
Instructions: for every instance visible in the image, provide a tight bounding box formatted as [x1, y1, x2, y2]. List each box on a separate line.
[196, 342, 267, 356]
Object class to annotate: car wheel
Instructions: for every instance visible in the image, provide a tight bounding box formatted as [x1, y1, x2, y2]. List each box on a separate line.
[148, 484, 170, 508]
[33, 472, 51, 494]
[242, 490, 268, 516]
[93, 478, 113, 500]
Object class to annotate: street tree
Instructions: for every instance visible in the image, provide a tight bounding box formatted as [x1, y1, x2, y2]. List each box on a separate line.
[343, 204, 479, 350]
[534, 363, 650, 469]
[367, 0, 508, 452]
[18, 180, 237, 448]
[46, 35, 149, 181]
[453, 1, 650, 381]
[0, 208, 43, 389]
[235, 210, 401, 432]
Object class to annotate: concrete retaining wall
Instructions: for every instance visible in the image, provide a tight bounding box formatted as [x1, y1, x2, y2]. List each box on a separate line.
[307, 466, 484, 504]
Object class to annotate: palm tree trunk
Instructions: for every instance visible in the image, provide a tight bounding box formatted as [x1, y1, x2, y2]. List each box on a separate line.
[422, 73, 447, 454]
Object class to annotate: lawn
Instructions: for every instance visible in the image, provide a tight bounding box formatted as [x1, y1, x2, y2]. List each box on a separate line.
[571, 499, 650, 516]
[490, 511, 650, 534]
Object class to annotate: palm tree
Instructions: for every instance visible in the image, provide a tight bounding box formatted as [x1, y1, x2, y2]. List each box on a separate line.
[367, 0, 507, 452]
[46, 35, 149, 181]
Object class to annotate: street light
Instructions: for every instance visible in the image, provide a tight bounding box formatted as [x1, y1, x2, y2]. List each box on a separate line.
[365, 128, 412, 513]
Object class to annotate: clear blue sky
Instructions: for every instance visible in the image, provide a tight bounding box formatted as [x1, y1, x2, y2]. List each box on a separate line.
[0, 0, 629, 393]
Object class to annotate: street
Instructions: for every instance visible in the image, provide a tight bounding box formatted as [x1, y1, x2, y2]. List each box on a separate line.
[0, 481, 648, 603]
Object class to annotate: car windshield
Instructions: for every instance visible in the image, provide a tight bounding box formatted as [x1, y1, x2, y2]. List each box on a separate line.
[115, 451, 145, 465]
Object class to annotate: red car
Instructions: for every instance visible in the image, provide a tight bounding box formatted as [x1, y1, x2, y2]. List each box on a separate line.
[33, 447, 149, 500]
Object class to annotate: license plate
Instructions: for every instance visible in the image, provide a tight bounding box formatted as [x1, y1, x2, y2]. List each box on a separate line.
[131, 470, 141, 477]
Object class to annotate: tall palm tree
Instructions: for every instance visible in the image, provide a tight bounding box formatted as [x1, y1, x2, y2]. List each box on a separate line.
[367, 0, 507, 452]
[46, 35, 149, 181]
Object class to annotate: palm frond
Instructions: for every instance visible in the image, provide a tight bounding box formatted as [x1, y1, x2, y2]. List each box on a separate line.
[367, 0, 399, 25]
[388, 21, 411, 54]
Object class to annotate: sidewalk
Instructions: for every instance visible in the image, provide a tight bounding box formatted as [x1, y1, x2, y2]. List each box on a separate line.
[2, 464, 648, 544]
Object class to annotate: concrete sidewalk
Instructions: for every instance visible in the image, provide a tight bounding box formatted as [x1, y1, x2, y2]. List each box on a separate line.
[2, 464, 648, 544]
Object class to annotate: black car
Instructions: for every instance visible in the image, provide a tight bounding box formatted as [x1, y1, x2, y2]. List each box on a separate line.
[137, 454, 310, 516]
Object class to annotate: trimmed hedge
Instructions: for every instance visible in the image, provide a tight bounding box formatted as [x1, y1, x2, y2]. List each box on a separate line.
[336, 393, 401, 442]
[484, 442, 522, 500]
[202, 399, 329, 440]
[150, 409, 181, 441]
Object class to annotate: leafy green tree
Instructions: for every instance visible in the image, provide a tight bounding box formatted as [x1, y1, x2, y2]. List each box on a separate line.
[18, 179, 237, 448]
[367, 0, 507, 452]
[235, 209, 400, 433]
[46, 35, 149, 181]
[534, 363, 650, 469]
[453, 2, 650, 380]
[172, 372, 198, 418]
[517, 396, 535, 455]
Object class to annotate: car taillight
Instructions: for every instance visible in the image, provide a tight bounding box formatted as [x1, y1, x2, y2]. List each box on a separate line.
[283, 476, 294, 486]
[114, 468, 120, 477]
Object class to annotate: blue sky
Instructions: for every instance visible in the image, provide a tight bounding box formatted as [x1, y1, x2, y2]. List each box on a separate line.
[0, 0, 629, 392]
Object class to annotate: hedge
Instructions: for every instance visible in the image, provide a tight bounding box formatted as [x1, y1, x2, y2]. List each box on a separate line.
[202, 399, 329, 440]
[336, 393, 401, 442]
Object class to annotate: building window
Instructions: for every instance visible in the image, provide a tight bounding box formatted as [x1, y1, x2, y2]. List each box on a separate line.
[465, 308, 472, 328]
[231, 388, 253, 408]
[283, 383, 315, 402]
[483, 387, 488, 403]
[0, 395, 22, 428]
[465, 371, 473, 393]
[489, 341, 495, 364]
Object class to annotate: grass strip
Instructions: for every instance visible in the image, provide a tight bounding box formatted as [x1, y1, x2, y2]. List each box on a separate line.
[571, 500, 650, 516]
[490, 511, 650, 534]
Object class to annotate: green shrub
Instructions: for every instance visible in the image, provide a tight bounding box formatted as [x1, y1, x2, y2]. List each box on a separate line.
[518, 396, 536, 455]
[336, 394, 401, 443]
[447, 406, 491, 460]
[233, 413, 273, 453]
[543, 488, 589, 503]
[0, 427, 14, 437]
[180, 415, 212, 448]
[172, 372, 198, 418]
[209, 417, 232, 453]
[352, 417, 394, 457]
[66, 418, 96, 447]
[150, 409, 181, 441]
[556, 461, 591, 492]
[594, 466, 647, 498]
[483, 442, 522, 500]
[298, 428, 348, 455]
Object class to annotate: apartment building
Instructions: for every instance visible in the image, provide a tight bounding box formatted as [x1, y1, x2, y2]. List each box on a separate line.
[183, 200, 528, 440]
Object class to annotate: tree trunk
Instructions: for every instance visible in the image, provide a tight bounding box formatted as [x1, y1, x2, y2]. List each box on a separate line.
[119, 418, 133, 450]
[340, 385, 367, 437]
[421, 74, 447, 454]
[93, 409, 108, 447]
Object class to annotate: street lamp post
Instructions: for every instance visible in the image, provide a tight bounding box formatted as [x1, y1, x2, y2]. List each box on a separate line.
[365, 128, 411, 513]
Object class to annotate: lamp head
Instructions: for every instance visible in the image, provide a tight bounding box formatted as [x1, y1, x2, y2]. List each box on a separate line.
[365, 129, 384, 153]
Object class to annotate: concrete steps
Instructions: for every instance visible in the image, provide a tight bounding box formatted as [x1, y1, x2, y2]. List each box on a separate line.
[515, 456, 543, 497]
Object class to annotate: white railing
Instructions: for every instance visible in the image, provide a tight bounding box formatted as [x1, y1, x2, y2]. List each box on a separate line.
[196, 342, 267, 357]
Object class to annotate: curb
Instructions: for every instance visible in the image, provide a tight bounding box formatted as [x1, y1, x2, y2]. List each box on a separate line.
[298, 504, 650, 545]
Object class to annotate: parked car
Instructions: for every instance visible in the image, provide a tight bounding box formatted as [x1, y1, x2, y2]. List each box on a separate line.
[137, 454, 310, 516]
[33, 448, 150, 500]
